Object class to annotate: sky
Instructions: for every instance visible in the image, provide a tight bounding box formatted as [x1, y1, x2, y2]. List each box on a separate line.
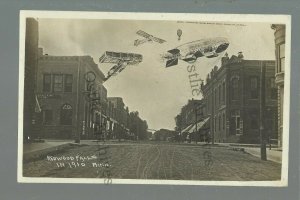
[37, 18, 276, 130]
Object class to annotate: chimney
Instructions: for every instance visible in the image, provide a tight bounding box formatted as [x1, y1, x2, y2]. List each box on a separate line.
[221, 52, 229, 66]
[38, 48, 43, 56]
[238, 51, 244, 59]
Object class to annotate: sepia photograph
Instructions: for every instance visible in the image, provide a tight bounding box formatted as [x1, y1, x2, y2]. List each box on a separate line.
[18, 11, 291, 186]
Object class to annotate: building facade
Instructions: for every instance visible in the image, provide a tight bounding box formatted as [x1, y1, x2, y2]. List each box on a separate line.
[35, 52, 149, 141]
[108, 97, 129, 140]
[271, 24, 286, 147]
[175, 99, 208, 142]
[35, 51, 107, 140]
[201, 53, 277, 144]
[23, 18, 39, 141]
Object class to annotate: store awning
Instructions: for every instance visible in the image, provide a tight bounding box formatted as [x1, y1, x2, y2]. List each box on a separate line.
[34, 95, 41, 113]
[181, 124, 194, 133]
[188, 117, 210, 133]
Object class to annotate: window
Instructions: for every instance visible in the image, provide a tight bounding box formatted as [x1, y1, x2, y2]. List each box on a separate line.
[279, 43, 285, 72]
[270, 78, 277, 99]
[250, 76, 258, 99]
[230, 110, 240, 135]
[231, 78, 239, 100]
[64, 74, 73, 92]
[207, 96, 210, 113]
[60, 104, 73, 125]
[215, 117, 217, 133]
[250, 111, 259, 129]
[43, 110, 53, 125]
[218, 85, 221, 105]
[53, 74, 63, 92]
[223, 113, 225, 130]
[43, 74, 51, 92]
[222, 82, 225, 103]
[215, 89, 217, 107]
[218, 115, 221, 131]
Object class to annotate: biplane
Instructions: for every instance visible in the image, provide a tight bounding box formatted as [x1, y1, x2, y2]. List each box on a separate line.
[99, 51, 143, 81]
[163, 37, 229, 67]
[134, 30, 166, 46]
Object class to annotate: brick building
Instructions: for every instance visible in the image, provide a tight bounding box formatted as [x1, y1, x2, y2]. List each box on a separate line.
[271, 24, 286, 147]
[23, 18, 39, 141]
[35, 52, 149, 141]
[35, 51, 107, 140]
[107, 97, 130, 139]
[201, 53, 277, 144]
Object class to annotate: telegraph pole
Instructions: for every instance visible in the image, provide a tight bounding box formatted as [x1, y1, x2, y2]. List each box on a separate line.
[260, 62, 267, 160]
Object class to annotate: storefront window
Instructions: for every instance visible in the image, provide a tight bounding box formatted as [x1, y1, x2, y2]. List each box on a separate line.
[60, 104, 73, 125]
[43, 109, 53, 125]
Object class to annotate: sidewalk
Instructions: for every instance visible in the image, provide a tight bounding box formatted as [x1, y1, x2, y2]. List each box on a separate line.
[213, 142, 282, 163]
[23, 139, 74, 154]
[243, 147, 282, 163]
[22, 140, 76, 163]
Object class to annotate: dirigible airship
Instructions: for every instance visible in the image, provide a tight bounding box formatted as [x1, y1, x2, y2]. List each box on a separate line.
[164, 37, 229, 67]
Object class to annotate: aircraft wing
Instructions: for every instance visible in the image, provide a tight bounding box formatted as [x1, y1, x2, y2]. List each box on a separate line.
[136, 30, 151, 39]
[168, 48, 180, 55]
[152, 36, 166, 44]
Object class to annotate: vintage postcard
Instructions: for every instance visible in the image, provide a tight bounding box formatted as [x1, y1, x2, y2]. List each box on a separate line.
[18, 11, 291, 186]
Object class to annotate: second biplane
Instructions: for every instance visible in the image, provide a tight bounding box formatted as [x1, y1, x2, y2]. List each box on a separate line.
[134, 30, 166, 46]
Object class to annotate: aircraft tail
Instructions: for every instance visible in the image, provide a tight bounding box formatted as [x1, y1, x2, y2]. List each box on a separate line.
[165, 48, 180, 67]
[166, 58, 178, 67]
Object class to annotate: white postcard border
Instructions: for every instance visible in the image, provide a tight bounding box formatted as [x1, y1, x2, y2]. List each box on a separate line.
[18, 10, 291, 186]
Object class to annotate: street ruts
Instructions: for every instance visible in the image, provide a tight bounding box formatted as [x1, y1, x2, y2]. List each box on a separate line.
[23, 142, 281, 181]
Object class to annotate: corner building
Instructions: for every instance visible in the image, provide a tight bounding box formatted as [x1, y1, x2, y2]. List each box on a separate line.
[201, 53, 277, 144]
[271, 24, 285, 147]
[35, 50, 107, 140]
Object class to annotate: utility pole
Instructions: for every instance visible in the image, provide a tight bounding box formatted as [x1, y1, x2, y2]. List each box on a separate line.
[260, 62, 267, 160]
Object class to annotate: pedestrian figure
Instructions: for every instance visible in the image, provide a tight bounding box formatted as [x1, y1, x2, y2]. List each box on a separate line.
[203, 151, 213, 170]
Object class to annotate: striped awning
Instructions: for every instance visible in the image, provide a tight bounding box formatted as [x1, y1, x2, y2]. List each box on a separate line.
[188, 117, 210, 133]
[181, 124, 194, 133]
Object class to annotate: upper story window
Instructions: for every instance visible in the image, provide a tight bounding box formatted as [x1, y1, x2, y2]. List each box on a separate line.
[222, 82, 225, 103]
[215, 89, 217, 107]
[278, 43, 285, 72]
[231, 78, 239, 100]
[53, 74, 63, 92]
[270, 77, 277, 99]
[218, 85, 221, 105]
[42, 74, 73, 93]
[64, 74, 73, 92]
[43, 74, 51, 92]
[250, 76, 259, 99]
